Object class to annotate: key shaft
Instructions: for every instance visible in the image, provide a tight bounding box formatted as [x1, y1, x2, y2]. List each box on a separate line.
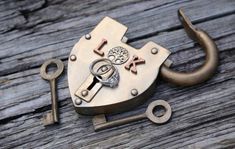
[93, 100, 172, 131]
[49, 79, 59, 123]
[94, 113, 146, 131]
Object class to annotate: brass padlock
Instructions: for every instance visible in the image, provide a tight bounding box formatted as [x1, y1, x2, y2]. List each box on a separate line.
[68, 16, 170, 115]
[68, 9, 218, 115]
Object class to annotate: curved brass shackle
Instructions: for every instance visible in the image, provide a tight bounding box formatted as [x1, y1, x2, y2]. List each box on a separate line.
[160, 9, 219, 86]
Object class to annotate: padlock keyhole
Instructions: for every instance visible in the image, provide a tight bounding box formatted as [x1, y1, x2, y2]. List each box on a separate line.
[87, 76, 99, 91]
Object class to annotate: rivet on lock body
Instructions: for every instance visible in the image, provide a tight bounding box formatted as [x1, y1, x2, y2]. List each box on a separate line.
[67, 9, 218, 116]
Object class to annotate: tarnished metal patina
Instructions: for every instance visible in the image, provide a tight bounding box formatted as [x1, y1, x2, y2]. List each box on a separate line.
[67, 8, 218, 118]
[68, 17, 170, 115]
[93, 100, 172, 131]
[40, 59, 64, 126]
[160, 9, 219, 86]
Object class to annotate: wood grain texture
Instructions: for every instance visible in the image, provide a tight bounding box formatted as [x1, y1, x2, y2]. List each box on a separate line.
[0, 0, 235, 148]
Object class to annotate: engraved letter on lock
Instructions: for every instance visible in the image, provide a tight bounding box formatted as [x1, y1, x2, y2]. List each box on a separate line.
[125, 55, 145, 74]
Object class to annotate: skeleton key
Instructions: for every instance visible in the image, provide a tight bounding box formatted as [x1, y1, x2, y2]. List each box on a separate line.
[92, 100, 172, 131]
[40, 59, 64, 126]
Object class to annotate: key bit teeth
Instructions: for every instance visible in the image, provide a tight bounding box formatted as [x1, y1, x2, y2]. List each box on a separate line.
[92, 114, 107, 126]
[42, 112, 55, 126]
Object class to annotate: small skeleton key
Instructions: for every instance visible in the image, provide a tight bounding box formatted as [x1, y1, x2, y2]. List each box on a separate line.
[40, 59, 64, 126]
[92, 100, 172, 131]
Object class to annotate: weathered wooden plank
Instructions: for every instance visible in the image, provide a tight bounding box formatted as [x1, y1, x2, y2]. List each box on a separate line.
[1, 13, 234, 121]
[1, 62, 234, 148]
[0, 0, 234, 76]
[0, 37, 234, 148]
[0, 0, 235, 148]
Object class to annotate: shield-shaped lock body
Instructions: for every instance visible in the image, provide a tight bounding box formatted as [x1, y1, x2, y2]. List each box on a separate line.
[68, 17, 171, 115]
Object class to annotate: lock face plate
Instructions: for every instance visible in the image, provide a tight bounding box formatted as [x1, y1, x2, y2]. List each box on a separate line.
[68, 17, 170, 115]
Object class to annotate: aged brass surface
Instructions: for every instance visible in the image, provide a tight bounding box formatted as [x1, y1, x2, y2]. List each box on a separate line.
[75, 74, 102, 102]
[40, 59, 64, 125]
[92, 100, 172, 131]
[68, 8, 218, 115]
[160, 9, 219, 86]
[68, 17, 170, 115]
